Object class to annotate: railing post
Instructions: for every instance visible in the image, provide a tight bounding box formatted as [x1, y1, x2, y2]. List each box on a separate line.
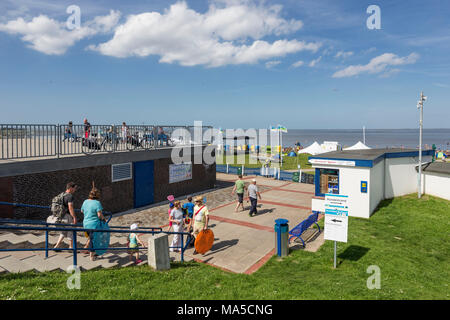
[45, 224, 49, 258]
[72, 230, 77, 267]
[181, 232, 184, 263]
[57, 124, 61, 159]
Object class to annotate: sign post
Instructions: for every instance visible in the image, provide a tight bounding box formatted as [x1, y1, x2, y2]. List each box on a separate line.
[324, 194, 349, 268]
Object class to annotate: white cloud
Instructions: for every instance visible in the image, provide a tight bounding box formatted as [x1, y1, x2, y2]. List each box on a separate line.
[335, 51, 353, 59]
[332, 53, 419, 78]
[309, 56, 322, 67]
[89, 1, 321, 67]
[0, 10, 120, 55]
[291, 60, 304, 68]
[265, 60, 281, 68]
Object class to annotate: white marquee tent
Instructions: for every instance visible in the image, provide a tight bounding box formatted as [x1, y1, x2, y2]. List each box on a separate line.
[298, 141, 325, 155]
[343, 141, 371, 150]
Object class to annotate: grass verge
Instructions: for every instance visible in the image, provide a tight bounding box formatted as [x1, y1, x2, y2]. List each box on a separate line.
[0, 194, 448, 299]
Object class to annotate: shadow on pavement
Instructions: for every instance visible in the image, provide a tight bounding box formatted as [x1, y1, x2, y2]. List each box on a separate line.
[203, 239, 239, 256]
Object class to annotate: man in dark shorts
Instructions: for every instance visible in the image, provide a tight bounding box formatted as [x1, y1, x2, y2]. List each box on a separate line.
[231, 175, 246, 212]
[54, 182, 78, 250]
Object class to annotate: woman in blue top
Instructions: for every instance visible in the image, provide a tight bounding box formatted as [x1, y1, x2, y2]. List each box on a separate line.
[81, 188, 106, 261]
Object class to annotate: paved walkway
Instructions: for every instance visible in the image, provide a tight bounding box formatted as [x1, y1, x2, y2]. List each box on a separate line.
[128, 173, 323, 274]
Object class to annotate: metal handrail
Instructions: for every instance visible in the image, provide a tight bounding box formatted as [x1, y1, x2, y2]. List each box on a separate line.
[0, 123, 214, 160]
[0, 201, 113, 223]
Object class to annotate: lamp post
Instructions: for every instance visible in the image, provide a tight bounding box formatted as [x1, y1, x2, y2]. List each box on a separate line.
[417, 91, 427, 199]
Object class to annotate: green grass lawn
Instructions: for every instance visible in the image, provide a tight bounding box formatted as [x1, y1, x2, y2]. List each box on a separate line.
[1, 194, 449, 300]
[217, 153, 313, 171]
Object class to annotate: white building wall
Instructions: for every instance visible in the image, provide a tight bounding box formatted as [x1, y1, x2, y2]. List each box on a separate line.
[369, 159, 385, 215]
[339, 166, 371, 218]
[384, 156, 432, 198]
[422, 172, 450, 200]
[311, 165, 372, 219]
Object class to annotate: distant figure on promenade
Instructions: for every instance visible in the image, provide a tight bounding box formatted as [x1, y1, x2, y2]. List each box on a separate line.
[189, 196, 209, 255]
[81, 187, 107, 261]
[169, 201, 184, 253]
[231, 175, 246, 212]
[63, 121, 77, 141]
[51, 182, 78, 251]
[247, 179, 262, 217]
[127, 223, 146, 264]
[121, 122, 128, 143]
[83, 118, 91, 139]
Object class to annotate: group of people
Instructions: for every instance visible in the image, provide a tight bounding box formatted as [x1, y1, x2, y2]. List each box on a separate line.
[167, 195, 209, 255]
[49, 181, 145, 264]
[63, 119, 91, 141]
[231, 175, 262, 217]
[50, 182, 106, 262]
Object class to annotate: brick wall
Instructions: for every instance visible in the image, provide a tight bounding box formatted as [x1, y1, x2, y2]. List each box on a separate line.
[8, 165, 133, 221]
[1, 157, 215, 220]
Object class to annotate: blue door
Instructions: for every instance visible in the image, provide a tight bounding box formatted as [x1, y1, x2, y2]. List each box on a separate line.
[133, 160, 154, 208]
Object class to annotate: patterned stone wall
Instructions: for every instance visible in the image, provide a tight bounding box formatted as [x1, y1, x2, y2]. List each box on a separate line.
[1, 157, 215, 220]
[10, 165, 133, 221]
[0, 177, 14, 218]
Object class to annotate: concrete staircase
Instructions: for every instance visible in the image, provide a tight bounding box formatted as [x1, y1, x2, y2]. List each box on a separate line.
[0, 231, 191, 274]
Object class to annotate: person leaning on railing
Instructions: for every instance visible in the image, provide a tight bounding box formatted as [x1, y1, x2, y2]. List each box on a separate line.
[81, 187, 106, 261]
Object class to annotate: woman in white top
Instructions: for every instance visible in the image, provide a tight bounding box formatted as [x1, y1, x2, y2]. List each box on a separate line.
[169, 201, 184, 253]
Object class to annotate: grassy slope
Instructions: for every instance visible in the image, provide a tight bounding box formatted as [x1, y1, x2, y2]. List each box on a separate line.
[0, 194, 448, 300]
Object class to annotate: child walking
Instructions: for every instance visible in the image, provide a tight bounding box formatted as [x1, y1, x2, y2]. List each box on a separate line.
[128, 223, 146, 264]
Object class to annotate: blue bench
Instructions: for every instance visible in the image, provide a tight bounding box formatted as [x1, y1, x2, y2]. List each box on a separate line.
[288, 212, 321, 247]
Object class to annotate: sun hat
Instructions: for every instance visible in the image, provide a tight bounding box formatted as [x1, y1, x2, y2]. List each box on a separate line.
[194, 196, 203, 203]
[130, 223, 138, 231]
[252, 179, 257, 182]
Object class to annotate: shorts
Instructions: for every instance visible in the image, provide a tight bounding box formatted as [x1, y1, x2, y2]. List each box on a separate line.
[237, 193, 244, 203]
[60, 214, 73, 240]
[193, 221, 205, 237]
[128, 244, 139, 254]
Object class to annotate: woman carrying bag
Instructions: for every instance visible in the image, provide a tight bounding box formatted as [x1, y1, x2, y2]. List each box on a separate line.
[188, 196, 213, 255]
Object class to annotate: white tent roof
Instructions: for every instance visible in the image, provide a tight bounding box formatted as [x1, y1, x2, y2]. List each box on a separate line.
[344, 141, 371, 150]
[298, 141, 325, 155]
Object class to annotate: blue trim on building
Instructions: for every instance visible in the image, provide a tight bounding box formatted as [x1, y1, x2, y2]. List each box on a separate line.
[308, 157, 373, 167]
[309, 150, 433, 169]
[384, 150, 433, 158]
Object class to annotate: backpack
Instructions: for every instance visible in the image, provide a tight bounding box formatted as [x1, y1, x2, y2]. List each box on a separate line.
[51, 192, 68, 220]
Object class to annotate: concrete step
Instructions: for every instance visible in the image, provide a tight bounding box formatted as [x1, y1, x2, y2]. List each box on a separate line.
[20, 255, 63, 272]
[0, 256, 36, 273]
[0, 233, 29, 244]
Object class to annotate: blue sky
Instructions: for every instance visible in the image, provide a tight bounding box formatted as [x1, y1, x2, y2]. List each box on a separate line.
[0, 0, 449, 129]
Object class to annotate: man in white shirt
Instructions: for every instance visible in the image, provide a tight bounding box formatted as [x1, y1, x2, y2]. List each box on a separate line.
[247, 179, 261, 217]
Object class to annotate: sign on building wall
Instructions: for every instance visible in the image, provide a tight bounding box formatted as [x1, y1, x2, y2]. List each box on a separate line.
[324, 194, 349, 243]
[309, 159, 356, 166]
[169, 163, 192, 184]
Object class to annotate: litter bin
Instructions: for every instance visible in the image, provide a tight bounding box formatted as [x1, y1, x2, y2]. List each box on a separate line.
[274, 218, 289, 257]
[237, 166, 242, 175]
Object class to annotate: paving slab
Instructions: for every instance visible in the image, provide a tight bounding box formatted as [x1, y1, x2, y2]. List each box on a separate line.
[258, 189, 313, 209]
